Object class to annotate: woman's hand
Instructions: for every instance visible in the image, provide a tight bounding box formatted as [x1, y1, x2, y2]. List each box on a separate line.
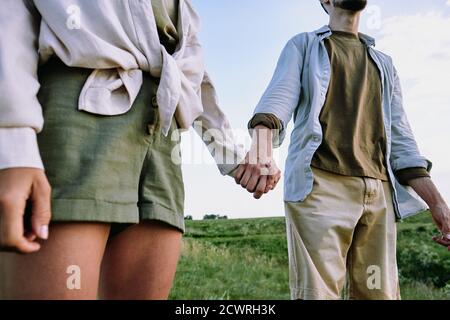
[0, 168, 52, 253]
[234, 154, 281, 199]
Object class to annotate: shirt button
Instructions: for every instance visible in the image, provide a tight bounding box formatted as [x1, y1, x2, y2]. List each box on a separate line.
[151, 96, 158, 108]
[313, 136, 321, 142]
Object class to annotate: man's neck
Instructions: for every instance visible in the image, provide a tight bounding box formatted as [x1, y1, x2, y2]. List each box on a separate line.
[328, 9, 361, 35]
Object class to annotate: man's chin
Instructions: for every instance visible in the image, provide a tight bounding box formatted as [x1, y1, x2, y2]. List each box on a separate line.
[333, 0, 368, 12]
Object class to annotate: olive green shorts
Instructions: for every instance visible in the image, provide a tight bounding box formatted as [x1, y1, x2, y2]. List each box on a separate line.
[35, 59, 185, 233]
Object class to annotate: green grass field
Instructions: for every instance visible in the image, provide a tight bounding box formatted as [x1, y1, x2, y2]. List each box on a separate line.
[170, 213, 450, 300]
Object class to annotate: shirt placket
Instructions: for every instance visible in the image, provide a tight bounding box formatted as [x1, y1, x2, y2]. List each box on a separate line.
[367, 48, 401, 220]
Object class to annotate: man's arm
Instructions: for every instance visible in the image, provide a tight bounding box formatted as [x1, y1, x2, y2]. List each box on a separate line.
[233, 37, 307, 197]
[251, 37, 306, 147]
[408, 177, 450, 250]
[247, 113, 283, 149]
[389, 66, 449, 248]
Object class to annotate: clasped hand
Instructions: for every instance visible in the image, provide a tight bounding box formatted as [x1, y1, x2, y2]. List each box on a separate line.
[233, 126, 281, 199]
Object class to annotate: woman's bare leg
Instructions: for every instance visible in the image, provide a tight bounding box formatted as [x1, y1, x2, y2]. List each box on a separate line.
[0, 222, 110, 300]
[99, 220, 182, 300]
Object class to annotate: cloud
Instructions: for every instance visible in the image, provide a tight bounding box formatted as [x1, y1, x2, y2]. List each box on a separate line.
[376, 11, 450, 200]
[377, 12, 450, 107]
[376, 12, 450, 136]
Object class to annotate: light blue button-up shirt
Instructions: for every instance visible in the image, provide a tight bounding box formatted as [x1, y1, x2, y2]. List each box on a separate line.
[253, 26, 432, 219]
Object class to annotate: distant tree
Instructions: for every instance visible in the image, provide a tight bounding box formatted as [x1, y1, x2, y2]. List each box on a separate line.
[203, 214, 228, 220]
[185, 215, 193, 220]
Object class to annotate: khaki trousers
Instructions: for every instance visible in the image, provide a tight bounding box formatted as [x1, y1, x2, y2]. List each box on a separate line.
[285, 166, 400, 300]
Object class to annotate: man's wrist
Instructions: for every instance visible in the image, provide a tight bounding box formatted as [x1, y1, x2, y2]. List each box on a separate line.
[407, 176, 448, 210]
[252, 125, 273, 144]
[253, 124, 271, 130]
[250, 129, 273, 161]
[429, 202, 450, 212]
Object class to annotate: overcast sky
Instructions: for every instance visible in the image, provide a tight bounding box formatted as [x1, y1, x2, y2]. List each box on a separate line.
[182, 0, 450, 219]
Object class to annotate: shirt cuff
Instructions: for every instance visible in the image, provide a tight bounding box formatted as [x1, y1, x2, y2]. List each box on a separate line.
[248, 113, 282, 130]
[0, 127, 44, 170]
[248, 113, 283, 148]
[395, 167, 430, 186]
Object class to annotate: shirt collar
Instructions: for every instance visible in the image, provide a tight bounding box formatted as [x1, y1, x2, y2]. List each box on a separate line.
[314, 25, 376, 47]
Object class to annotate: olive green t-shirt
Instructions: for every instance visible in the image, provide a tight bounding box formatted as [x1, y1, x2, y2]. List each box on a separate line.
[310, 31, 389, 181]
[152, 0, 179, 54]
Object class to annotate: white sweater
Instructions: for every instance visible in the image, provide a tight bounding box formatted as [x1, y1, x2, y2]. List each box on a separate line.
[0, 0, 245, 175]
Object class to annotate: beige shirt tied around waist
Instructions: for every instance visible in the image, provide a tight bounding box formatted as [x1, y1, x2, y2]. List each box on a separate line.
[152, 0, 180, 54]
[0, 0, 244, 175]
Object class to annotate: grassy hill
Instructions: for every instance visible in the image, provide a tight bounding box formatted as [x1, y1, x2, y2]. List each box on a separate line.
[170, 213, 450, 300]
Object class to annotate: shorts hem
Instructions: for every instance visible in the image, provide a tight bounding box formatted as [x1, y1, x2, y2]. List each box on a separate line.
[49, 199, 185, 233]
[290, 287, 340, 300]
[50, 198, 140, 224]
[139, 202, 185, 233]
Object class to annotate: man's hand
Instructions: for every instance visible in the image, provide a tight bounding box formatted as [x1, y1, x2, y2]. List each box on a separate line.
[408, 177, 450, 250]
[429, 203, 450, 250]
[0, 168, 51, 253]
[233, 153, 281, 199]
[233, 125, 281, 199]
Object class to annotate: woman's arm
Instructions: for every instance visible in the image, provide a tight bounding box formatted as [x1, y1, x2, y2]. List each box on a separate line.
[0, 0, 51, 254]
[0, 0, 43, 170]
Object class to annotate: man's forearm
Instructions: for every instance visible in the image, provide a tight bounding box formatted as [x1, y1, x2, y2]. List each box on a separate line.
[409, 177, 450, 247]
[248, 113, 283, 148]
[408, 177, 447, 208]
[234, 124, 281, 199]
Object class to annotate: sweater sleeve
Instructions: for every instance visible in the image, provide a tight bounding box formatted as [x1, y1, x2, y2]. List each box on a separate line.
[0, 0, 44, 170]
[395, 167, 431, 186]
[248, 113, 283, 131]
[247, 113, 283, 148]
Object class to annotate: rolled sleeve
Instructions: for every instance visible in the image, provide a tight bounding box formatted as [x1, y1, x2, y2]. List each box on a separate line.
[395, 167, 431, 186]
[247, 113, 283, 148]
[389, 66, 432, 173]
